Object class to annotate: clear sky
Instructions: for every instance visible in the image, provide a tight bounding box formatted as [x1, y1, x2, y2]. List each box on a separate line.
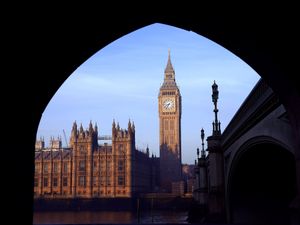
[37, 23, 259, 164]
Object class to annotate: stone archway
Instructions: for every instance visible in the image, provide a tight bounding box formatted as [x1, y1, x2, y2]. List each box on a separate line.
[7, 9, 300, 224]
[227, 141, 297, 224]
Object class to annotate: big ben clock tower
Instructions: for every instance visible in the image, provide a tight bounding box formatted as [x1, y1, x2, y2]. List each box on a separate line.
[158, 50, 182, 192]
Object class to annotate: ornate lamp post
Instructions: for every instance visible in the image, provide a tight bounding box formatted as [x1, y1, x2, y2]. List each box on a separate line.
[212, 81, 221, 135]
[201, 128, 205, 158]
[205, 80, 225, 221]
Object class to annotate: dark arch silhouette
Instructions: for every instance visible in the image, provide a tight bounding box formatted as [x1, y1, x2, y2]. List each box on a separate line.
[228, 142, 296, 224]
[5, 8, 300, 224]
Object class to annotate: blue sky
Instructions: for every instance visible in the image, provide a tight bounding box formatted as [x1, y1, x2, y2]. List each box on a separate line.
[37, 23, 259, 164]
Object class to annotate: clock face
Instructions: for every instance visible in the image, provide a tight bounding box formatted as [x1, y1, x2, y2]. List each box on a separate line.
[162, 98, 175, 111]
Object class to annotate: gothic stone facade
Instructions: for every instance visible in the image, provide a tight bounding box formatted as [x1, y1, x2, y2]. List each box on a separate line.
[34, 121, 157, 198]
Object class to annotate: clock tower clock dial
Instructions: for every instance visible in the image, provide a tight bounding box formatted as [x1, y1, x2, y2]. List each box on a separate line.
[158, 51, 182, 192]
[162, 97, 175, 111]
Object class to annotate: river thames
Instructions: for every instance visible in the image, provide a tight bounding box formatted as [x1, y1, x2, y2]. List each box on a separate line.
[33, 210, 189, 224]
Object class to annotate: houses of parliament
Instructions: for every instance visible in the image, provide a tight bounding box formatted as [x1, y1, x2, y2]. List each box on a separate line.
[34, 52, 192, 198]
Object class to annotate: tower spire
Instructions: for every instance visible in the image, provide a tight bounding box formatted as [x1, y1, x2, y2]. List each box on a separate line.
[80, 123, 84, 133]
[72, 121, 77, 137]
[94, 122, 98, 133]
[164, 50, 175, 80]
[89, 120, 93, 133]
[128, 119, 132, 132]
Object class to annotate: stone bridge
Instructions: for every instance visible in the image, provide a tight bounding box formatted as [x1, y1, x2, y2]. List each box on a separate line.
[194, 79, 298, 224]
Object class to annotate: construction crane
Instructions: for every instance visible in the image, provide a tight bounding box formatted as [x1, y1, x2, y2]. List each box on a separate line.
[63, 129, 69, 148]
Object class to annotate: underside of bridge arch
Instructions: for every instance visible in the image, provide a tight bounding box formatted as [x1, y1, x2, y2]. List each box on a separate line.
[228, 143, 296, 225]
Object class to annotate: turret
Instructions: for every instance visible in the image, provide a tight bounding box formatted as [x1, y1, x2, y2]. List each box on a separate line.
[112, 121, 136, 143]
[94, 122, 98, 134]
[49, 136, 62, 149]
[128, 119, 132, 132]
[89, 120, 94, 134]
[112, 119, 116, 137]
[72, 120, 77, 134]
[70, 121, 98, 147]
[79, 123, 84, 134]
[128, 119, 131, 127]
[70, 121, 78, 145]
[35, 137, 45, 150]
[131, 121, 135, 133]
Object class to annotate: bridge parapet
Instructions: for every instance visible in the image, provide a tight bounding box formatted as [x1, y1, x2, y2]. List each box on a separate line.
[221, 79, 279, 151]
